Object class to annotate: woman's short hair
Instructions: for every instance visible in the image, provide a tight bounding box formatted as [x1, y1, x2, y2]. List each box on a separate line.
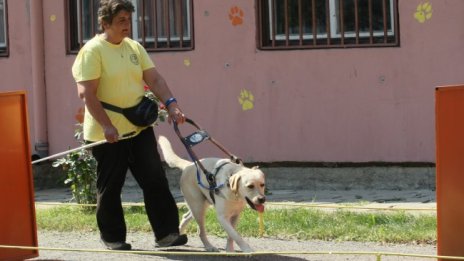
[98, 0, 135, 31]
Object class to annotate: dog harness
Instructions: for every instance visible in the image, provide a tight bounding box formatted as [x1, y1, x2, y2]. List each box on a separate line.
[173, 118, 242, 204]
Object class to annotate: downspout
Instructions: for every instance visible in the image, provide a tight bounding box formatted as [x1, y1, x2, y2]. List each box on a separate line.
[30, 0, 48, 157]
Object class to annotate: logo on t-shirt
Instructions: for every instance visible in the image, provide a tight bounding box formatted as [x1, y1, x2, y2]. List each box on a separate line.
[130, 54, 139, 65]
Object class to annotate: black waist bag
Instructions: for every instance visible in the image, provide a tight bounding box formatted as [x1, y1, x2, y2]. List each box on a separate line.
[101, 96, 158, 127]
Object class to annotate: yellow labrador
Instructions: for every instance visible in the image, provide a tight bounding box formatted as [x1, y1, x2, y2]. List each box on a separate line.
[158, 136, 266, 252]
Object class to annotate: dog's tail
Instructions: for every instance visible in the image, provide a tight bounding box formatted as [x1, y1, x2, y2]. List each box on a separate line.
[158, 135, 191, 170]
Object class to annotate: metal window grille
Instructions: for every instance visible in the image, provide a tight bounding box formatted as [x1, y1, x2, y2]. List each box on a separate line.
[66, 0, 193, 54]
[257, 0, 399, 50]
[0, 0, 8, 56]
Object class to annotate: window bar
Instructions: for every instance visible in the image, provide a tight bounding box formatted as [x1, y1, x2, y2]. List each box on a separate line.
[339, 0, 345, 46]
[354, 0, 359, 44]
[141, 0, 146, 47]
[311, 0, 317, 46]
[0, 1, 3, 47]
[189, 0, 194, 49]
[368, 0, 373, 44]
[90, 1, 95, 37]
[382, 0, 387, 43]
[258, 0, 263, 48]
[78, 0, 84, 49]
[325, 0, 331, 45]
[271, 0, 276, 48]
[165, 0, 171, 48]
[1, 0, 8, 56]
[178, 0, 183, 48]
[298, 0, 303, 46]
[284, 0, 289, 47]
[65, 0, 71, 52]
[393, 0, 398, 45]
[153, 0, 158, 48]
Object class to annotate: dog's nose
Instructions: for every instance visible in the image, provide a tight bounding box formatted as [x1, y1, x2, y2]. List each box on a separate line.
[258, 196, 266, 204]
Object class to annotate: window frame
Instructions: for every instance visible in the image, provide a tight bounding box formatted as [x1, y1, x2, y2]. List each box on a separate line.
[0, 0, 9, 57]
[66, 0, 194, 54]
[329, 0, 396, 39]
[131, 0, 193, 46]
[258, 0, 399, 50]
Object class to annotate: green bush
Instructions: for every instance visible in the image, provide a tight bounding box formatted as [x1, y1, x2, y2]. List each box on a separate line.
[52, 124, 97, 205]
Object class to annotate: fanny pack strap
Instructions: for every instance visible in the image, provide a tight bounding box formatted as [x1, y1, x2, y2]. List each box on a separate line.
[101, 101, 124, 114]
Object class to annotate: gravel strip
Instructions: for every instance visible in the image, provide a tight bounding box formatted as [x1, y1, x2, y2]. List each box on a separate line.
[27, 231, 436, 261]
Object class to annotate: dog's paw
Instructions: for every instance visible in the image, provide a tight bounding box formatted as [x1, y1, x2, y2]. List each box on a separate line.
[229, 244, 253, 253]
[205, 246, 220, 252]
[240, 247, 254, 253]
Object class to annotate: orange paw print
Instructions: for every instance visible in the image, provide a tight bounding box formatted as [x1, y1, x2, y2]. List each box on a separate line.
[75, 107, 85, 124]
[229, 6, 244, 26]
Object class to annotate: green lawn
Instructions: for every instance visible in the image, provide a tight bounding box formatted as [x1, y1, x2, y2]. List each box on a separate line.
[36, 205, 436, 245]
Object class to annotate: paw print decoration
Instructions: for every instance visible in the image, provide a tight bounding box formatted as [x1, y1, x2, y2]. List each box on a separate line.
[414, 2, 432, 23]
[238, 89, 254, 111]
[229, 6, 244, 26]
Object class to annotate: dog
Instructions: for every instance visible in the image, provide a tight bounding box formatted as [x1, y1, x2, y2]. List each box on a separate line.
[158, 136, 266, 252]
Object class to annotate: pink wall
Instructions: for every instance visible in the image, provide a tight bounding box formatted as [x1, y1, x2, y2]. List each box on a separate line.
[1, 0, 464, 163]
[0, 1, 34, 139]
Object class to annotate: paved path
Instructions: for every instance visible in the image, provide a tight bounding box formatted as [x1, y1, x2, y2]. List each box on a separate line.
[35, 187, 436, 211]
[28, 231, 436, 261]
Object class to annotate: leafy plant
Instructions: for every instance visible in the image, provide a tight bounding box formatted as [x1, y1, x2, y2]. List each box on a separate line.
[144, 86, 168, 123]
[52, 124, 97, 205]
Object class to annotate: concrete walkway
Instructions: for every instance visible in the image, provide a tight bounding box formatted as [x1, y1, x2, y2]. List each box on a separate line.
[34, 186, 436, 212]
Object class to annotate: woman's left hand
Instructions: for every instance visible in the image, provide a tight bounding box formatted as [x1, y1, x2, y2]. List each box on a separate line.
[167, 104, 186, 124]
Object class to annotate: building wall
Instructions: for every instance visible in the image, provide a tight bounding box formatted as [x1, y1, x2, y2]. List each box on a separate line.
[1, 0, 463, 163]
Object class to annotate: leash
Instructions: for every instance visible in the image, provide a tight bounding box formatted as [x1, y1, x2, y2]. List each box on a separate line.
[31, 131, 137, 165]
[173, 118, 242, 204]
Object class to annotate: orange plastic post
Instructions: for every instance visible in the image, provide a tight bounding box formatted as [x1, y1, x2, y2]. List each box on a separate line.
[0, 91, 38, 260]
[435, 85, 464, 260]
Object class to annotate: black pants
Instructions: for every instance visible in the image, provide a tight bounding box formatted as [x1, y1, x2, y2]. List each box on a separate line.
[92, 128, 179, 242]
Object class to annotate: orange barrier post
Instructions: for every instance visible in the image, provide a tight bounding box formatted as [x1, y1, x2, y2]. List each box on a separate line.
[0, 91, 38, 260]
[435, 85, 464, 260]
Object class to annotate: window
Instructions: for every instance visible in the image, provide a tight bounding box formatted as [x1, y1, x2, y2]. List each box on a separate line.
[257, 0, 399, 50]
[66, 0, 193, 53]
[0, 0, 8, 56]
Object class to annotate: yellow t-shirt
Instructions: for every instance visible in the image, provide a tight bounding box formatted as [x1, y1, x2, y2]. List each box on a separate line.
[72, 35, 155, 141]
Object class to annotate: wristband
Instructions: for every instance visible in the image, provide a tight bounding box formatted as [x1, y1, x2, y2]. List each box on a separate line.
[165, 97, 177, 108]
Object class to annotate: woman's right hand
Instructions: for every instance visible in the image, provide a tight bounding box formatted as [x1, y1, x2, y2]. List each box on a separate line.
[103, 125, 119, 143]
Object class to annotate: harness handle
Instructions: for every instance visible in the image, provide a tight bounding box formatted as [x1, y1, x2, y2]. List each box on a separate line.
[173, 118, 242, 165]
[172, 118, 242, 204]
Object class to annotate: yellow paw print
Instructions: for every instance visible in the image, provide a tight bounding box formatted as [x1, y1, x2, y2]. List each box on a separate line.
[414, 2, 432, 23]
[238, 89, 254, 111]
[183, 57, 191, 67]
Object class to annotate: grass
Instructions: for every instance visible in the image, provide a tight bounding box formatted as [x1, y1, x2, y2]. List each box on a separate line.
[36, 205, 436, 245]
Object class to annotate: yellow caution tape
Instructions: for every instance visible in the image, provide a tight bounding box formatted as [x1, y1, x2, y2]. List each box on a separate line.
[1, 244, 464, 260]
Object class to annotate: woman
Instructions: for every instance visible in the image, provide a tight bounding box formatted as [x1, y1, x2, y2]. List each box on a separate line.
[72, 0, 187, 250]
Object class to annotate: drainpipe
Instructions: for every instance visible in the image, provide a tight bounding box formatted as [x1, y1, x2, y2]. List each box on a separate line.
[30, 0, 49, 158]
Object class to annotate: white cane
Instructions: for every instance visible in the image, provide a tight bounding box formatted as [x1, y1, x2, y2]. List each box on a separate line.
[31, 131, 136, 165]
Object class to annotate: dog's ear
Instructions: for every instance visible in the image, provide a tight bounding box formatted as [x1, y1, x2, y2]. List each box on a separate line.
[229, 174, 241, 194]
